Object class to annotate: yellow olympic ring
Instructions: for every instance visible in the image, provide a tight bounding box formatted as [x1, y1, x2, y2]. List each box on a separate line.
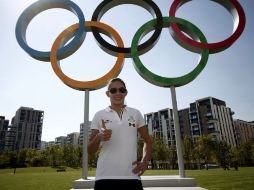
[50, 21, 124, 90]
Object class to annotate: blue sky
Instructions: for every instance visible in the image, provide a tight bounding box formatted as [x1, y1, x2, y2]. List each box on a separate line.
[0, 0, 253, 142]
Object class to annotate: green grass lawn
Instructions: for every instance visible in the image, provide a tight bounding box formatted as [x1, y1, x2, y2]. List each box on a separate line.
[0, 167, 253, 190]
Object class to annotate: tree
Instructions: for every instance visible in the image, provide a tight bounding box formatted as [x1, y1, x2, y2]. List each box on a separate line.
[25, 148, 37, 166]
[193, 135, 216, 169]
[47, 145, 64, 167]
[150, 136, 169, 169]
[238, 140, 254, 166]
[17, 149, 28, 167]
[168, 146, 177, 169]
[0, 151, 17, 168]
[182, 135, 194, 169]
[30, 150, 45, 167]
[231, 146, 240, 170]
[63, 144, 74, 167]
[215, 140, 231, 169]
[251, 142, 254, 165]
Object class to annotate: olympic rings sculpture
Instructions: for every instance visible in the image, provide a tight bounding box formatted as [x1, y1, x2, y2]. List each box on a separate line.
[15, 0, 246, 90]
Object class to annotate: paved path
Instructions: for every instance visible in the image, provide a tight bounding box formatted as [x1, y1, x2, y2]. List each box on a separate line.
[71, 188, 206, 190]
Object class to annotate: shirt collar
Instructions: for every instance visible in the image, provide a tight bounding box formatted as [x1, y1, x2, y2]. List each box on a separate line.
[105, 106, 129, 112]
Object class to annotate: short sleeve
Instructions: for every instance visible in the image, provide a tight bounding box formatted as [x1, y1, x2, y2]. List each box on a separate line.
[90, 111, 101, 130]
[136, 109, 146, 128]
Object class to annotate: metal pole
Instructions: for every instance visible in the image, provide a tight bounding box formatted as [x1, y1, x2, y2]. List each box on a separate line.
[170, 86, 185, 178]
[82, 90, 89, 179]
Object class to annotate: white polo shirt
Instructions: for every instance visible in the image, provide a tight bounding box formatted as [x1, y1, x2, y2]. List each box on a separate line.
[91, 106, 146, 180]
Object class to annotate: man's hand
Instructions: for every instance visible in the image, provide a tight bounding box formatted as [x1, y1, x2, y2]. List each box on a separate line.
[99, 120, 112, 141]
[132, 160, 148, 176]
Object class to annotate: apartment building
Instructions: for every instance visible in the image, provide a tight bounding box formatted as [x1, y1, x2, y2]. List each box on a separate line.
[145, 108, 174, 146]
[79, 122, 91, 145]
[55, 136, 67, 147]
[234, 119, 254, 145]
[145, 97, 237, 147]
[9, 107, 44, 151]
[190, 97, 236, 146]
[4, 124, 16, 151]
[44, 141, 55, 149]
[67, 132, 80, 146]
[0, 116, 9, 151]
[144, 107, 192, 146]
[178, 108, 192, 137]
[40, 141, 47, 149]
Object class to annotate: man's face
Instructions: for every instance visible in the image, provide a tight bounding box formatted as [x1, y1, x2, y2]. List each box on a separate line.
[106, 81, 127, 105]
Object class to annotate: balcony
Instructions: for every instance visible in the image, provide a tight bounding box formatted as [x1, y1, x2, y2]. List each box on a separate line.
[207, 124, 215, 129]
[192, 131, 200, 136]
[190, 122, 199, 127]
[207, 118, 218, 124]
[189, 109, 197, 114]
[206, 112, 212, 117]
[209, 130, 220, 136]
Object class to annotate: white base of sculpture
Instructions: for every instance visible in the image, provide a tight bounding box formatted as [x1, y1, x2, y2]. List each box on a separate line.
[71, 176, 207, 190]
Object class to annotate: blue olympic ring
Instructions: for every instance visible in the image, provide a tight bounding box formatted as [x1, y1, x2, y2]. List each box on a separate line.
[15, 0, 86, 62]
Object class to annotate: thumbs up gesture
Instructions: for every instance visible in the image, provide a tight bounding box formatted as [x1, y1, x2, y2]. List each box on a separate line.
[100, 120, 112, 141]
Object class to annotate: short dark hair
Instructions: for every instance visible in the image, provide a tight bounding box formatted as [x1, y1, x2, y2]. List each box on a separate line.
[108, 78, 126, 89]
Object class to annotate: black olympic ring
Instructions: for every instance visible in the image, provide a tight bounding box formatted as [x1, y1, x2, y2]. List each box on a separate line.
[91, 0, 163, 58]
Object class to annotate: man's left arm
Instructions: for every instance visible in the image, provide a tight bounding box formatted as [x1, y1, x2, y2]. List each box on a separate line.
[133, 126, 152, 176]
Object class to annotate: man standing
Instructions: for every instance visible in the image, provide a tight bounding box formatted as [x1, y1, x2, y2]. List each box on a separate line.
[88, 78, 152, 190]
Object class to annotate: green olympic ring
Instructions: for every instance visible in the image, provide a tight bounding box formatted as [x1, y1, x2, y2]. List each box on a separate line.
[131, 17, 209, 87]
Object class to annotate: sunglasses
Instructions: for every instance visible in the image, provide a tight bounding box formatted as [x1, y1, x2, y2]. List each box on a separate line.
[109, 87, 127, 94]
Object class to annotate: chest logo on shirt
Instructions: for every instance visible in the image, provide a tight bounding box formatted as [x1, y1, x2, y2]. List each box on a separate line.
[128, 116, 136, 128]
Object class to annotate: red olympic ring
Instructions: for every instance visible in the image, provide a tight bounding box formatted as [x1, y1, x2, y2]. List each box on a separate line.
[169, 0, 246, 53]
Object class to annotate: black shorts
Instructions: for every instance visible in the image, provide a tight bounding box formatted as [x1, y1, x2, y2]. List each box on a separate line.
[94, 179, 143, 190]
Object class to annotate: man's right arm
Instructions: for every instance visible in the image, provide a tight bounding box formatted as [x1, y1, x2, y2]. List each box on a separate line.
[88, 120, 112, 155]
[88, 129, 101, 155]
